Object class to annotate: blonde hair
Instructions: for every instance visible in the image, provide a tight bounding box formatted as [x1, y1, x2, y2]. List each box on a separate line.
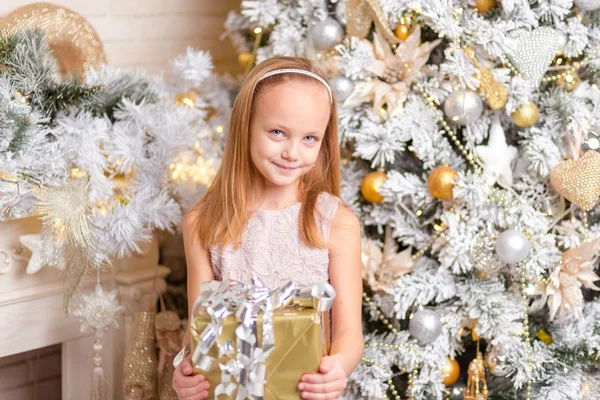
[191, 56, 341, 249]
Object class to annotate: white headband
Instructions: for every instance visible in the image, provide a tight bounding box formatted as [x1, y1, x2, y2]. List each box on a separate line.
[257, 68, 333, 103]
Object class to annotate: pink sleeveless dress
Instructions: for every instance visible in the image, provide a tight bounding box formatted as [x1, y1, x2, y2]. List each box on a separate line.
[209, 192, 341, 290]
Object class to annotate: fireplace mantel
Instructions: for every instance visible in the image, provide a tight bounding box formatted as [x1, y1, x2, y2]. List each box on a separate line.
[0, 215, 169, 399]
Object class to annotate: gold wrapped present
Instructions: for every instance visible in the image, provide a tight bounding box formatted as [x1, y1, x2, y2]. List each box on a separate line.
[188, 279, 335, 400]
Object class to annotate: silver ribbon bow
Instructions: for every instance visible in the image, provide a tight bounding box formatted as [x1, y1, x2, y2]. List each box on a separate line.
[176, 278, 336, 400]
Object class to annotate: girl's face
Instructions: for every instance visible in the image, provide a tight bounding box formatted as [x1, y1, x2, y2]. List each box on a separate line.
[249, 79, 331, 189]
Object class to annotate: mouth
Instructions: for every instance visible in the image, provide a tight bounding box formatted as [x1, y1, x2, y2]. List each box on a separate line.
[272, 162, 298, 172]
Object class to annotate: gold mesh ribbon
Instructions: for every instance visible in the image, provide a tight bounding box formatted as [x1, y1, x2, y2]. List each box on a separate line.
[0, 2, 106, 77]
[346, 0, 400, 45]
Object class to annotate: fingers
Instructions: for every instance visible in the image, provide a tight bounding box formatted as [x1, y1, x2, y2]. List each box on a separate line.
[299, 371, 347, 400]
[299, 389, 345, 399]
[300, 371, 340, 384]
[298, 379, 346, 395]
[172, 360, 211, 400]
[176, 383, 210, 400]
[181, 356, 194, 376]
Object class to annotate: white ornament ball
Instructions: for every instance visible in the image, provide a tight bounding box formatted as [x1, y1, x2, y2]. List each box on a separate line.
[495, 229, 530, 264]
[443, 89, 483, 126]
[409, 309, 442, 344]
[308, 17, 344, 52]
[329, 76, 354, 102]
[574, 0, 600, 11]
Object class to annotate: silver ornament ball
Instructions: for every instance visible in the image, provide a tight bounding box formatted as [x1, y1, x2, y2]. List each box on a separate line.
[309, 17, 344, 52]
[443, 89, 483, 126]
[409, 309, 442, 344]
[329, 76, 354, 102]
[495, 229, 530, 264]
[574, 0, 600, 11]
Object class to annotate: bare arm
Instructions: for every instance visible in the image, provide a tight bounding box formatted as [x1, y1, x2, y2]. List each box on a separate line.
[328, 205, 364, 376]
[181, 209, 215, 347]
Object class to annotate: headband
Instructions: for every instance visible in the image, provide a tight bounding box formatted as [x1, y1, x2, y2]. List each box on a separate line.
[257, 68, 333, 103]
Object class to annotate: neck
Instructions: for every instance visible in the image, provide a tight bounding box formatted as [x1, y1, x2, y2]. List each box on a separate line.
[252, 178, 301, 210]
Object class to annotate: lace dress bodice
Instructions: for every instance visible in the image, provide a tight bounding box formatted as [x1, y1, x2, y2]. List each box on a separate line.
[209, 192, 340, 290]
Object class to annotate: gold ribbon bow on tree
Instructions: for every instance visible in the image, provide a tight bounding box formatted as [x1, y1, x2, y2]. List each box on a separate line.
[346, 0, 401, 45]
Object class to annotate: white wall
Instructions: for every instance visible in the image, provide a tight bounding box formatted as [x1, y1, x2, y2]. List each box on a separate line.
[0, 0, 242, 74]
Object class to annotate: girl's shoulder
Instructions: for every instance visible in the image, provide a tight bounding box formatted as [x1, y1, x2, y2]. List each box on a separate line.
[315, 191, 341, 220]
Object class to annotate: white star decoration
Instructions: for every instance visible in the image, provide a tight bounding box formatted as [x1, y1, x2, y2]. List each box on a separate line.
[19, 233, 64, 274]
[476, 117, 518, 187]
[71, 284, 124, 335]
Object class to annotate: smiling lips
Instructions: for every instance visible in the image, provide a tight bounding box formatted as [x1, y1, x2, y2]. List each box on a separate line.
[273, 162, 298, 172]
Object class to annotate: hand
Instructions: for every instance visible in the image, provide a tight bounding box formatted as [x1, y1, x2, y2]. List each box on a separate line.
[298, 355, 347, 399]
[172, 354, 211, 399]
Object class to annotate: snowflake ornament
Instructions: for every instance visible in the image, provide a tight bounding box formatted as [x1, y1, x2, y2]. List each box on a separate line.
[71, 284, 124, 335]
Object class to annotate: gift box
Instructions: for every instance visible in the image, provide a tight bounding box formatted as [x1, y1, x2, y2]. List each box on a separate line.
[188, 279, 335, 400]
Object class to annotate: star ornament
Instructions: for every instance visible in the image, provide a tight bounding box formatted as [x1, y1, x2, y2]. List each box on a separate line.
[476, 117, 518, 187]
[71, 284, 124, 335]
[19, 233, 64, 274]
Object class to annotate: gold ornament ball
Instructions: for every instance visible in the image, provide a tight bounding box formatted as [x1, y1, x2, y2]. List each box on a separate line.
[474, 0, 497, 13]
[442, 357, 460, 386]
[427, 166, 458, 200]
[511, 102, 539, 128]
[238, 51, 253, 69]
[361, 171, 387, 203]
[394, 23, 411, 41]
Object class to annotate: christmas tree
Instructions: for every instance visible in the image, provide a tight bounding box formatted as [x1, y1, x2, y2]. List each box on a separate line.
[224, 0, 600, 398]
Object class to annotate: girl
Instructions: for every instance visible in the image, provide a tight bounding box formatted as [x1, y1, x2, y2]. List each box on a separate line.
[173, 56, 364, 400]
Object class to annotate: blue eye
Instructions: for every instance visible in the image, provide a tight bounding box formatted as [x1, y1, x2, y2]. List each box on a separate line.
[304, 136, 318, 143]
[270, 129, 284, 137]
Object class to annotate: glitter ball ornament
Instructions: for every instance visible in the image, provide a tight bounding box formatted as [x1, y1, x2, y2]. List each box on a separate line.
[329, 76, 355, 102]
[471, 227, 502, 275]
[443, 89, 483, 126]
[442, 357, 460, 386]
[409, 309, 442, 344]
[427, 165, 458, 200]
[574, 0, 600, 11]
[507, 27, 562, 87]
[238, 51, 253, 69]
[308, 17, 344, 52]
[550, 151, 600, 211]
[511, 102, 539, 128]
[495, 230, 530, 264]
[361, 171, 387, 203]
[474, 0, 497, 13]
[394, 22, 411, 41]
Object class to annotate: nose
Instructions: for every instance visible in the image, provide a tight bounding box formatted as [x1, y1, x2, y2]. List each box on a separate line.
[282, 141, 298, 161]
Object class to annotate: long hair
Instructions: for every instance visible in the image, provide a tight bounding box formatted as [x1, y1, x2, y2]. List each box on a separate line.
[191, 56, 340, 249]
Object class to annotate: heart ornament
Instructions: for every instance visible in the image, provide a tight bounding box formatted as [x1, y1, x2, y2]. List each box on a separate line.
[550, 151, 600, 211]
[507, 27, 561, 87]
